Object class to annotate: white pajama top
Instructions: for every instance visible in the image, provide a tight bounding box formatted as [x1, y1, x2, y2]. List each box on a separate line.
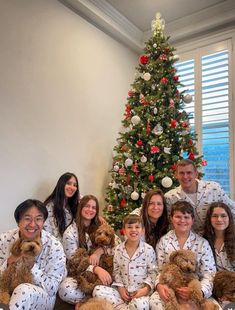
[155, 230, 216, 298]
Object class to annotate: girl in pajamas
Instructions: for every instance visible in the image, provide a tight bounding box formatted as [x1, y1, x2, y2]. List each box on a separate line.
[0, 199, 66, 310]
[150, 200, 219, 310]
[59, 195, 118, 310]
[43, 172, 80, 242]
[203, 202, 235, 271]
[93, 214, 156, 310]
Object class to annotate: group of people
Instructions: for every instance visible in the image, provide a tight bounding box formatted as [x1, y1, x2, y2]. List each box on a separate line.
[0, 159, 234, 310]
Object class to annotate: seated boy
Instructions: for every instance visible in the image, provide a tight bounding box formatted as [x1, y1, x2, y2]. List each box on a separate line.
[93, 214, 156, 309]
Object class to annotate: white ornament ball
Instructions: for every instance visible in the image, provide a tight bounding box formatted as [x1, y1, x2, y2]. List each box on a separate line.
[161, 176, 173, 188]
[164, 147, 171, 154]
[131, 115, 141, 125]
[141, 192, 146, 199]
[141, 155, 147, 163]
[113, 165, 119, 172]
[153, 107, 158, 115]
[183, 94, 193, 103]
[131, 191, 139, 200]
[143, 72, 151, 81]
[125, 158, 133, 167]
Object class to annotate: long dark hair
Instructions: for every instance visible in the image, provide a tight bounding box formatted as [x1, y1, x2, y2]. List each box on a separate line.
[76, 194, 101, 249]
[44, 172, 80, 236]
[203, 202, 235, 264]
[141, 189, 169, 248]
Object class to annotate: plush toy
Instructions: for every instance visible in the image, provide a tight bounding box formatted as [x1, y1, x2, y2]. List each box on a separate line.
[68, 223, 115, 294]
[0, 236, 42, 304]
[159, 249, 218, 310]
[213, 271, 235, 305]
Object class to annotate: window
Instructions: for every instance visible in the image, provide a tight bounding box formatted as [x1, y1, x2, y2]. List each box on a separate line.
[176, 40, 233, 195]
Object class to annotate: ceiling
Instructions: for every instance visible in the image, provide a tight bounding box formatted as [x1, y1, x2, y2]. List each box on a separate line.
[105, 0, 225, 32]
[60, 0, 235, 52]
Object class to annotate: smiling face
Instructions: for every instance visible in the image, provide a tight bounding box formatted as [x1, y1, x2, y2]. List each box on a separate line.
[211, 207, 229, 233]
[18, 206, 45, 240]
[64, 176, 78, 198]
[81, 199, 97, 226]
[124, 221, 144, 242]
[175, 164, 198, 193]
[171, 211, 194, 235]
[147, 194, 164, 224]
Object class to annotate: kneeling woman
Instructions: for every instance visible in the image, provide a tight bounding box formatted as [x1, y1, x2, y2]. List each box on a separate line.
[0, 199, 66, 310]
[59, 195, 119, 309]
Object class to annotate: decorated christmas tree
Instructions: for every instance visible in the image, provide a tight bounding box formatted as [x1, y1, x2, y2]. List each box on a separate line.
[104, 13, 205, 232]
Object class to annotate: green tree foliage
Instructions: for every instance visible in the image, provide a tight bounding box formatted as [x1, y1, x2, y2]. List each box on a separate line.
[104, 13, 204, 232]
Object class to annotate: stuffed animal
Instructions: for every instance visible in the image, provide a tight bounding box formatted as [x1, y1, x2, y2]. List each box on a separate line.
[213, 271, 235, 305]
[0, 236, 42, 304]
[68, 223, 115, 294]
[159, 249, 218, 310]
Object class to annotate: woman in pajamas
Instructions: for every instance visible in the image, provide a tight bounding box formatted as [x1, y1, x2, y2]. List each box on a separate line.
[131, 189, 169, 248]
[150, 200, 218, 310]
[0, 199, 66, 310]
[43, 172, 80, 242]
[203, 202, 235, 271]
[59, 194, 116, 309]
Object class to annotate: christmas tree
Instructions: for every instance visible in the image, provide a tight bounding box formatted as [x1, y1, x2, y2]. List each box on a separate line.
[104, 13, 205, 233]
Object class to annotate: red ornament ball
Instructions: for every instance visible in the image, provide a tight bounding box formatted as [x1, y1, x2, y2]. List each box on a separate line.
[128, 89, 135, 97]
[139, 54, 149, 65]
[160, 77, 168, 85]
[150, 146, 160, 154]
[119, 228, 125, 236]
[136, 140, 143, 146]
[120, 198, 127, 208]
[188, 152, 195, 160]
[170, 119, 177, 128]
[148, 175, 154, 182]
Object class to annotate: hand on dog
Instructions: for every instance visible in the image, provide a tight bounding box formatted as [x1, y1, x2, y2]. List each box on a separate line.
[94, 266, 112, 285]
[176, 287, 191, 300]
[7, 255, 19, 266]
[89, 248, 103, 265]
[157, 283, 171, 302]
[118, 287, 131, 302]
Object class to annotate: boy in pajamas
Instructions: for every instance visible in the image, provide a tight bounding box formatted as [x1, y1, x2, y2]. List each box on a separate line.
[93, 214, 156, 309]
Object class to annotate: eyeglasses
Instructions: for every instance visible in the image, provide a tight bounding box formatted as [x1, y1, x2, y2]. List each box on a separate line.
[21, 215, 44, 224]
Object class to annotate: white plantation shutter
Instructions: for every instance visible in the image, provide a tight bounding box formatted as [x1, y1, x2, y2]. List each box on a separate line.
[176, 41, 232, 195]
[201, 50, 229, 192]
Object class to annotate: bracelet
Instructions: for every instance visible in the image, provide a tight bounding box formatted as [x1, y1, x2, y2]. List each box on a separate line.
[93, 265, 98, 273]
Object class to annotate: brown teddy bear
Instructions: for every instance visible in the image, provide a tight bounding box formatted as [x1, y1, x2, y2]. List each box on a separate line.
[213, 271, 235, 305]
[0, 236, 42, 304]
[159, 249, 218, 310]
[68, 223, 115, 295]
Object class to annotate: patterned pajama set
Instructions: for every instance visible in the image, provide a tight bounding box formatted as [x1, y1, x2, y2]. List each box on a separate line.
[0, 229, 66, 310]
[165, 180, 235, 235]
[59, 222, 120, 305]
[43, 201, 73, 242]
[149, 230, 218, 310]
[93, 240, 156, 310]
[215, 244, 235, 271]
[131, 180, 235, 235]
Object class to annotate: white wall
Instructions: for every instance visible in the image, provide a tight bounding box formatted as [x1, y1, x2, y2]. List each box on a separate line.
[0, 0, 137, 233]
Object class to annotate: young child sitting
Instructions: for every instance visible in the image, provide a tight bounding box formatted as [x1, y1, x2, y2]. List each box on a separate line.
[93, 214, 156, 309]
